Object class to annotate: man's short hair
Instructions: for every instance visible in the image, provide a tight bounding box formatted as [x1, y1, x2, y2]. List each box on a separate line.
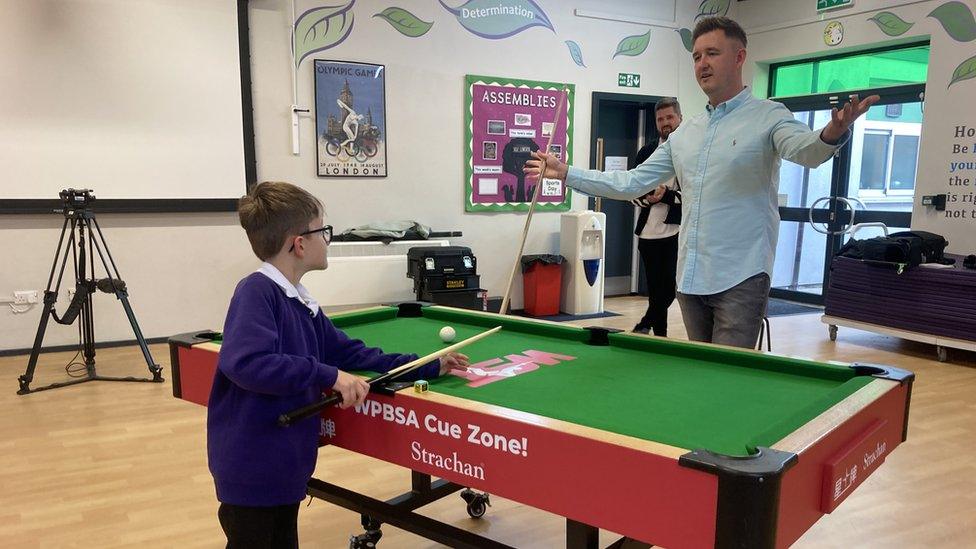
[238, 181, 323, 260]
[655, 97, 681, 116]
[692, 16, 748, 48]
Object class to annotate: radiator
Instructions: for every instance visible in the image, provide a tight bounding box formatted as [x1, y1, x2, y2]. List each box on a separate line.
[302, 239, 450, 307]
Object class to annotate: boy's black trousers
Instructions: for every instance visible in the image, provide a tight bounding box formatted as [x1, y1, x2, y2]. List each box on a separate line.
[218, 502, 300, 549]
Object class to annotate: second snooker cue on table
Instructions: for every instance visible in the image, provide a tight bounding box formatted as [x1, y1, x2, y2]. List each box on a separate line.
[278, 326, 502, 427]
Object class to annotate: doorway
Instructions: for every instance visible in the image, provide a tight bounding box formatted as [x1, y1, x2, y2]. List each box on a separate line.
[589, 92, 662, 297]
[772, 86, 922, 304]
[768, 42, 928, 304]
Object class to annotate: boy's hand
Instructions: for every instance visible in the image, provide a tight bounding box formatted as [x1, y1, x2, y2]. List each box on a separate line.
[332, 370, 370, 409]
[438, 352, 470, 376]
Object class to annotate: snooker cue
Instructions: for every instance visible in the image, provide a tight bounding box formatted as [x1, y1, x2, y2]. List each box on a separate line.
[278, 326, 502, 427]
[498, 87, 569, 316]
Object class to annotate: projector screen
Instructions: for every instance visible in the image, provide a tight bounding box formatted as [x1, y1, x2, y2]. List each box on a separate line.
[0, 0, 247, 202]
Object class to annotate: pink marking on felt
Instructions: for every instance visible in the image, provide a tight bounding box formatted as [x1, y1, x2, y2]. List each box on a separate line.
[447, 350, 576, 388]
[505, 349, 577, 365]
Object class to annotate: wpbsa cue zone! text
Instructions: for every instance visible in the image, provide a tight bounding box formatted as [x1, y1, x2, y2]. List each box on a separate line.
[323, 398, 529, 458]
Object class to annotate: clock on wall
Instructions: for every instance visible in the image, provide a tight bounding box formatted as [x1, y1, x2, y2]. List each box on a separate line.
[824, 21, 844, 46]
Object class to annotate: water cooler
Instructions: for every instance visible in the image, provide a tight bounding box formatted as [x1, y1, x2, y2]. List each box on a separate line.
[559, 210, 605, 315]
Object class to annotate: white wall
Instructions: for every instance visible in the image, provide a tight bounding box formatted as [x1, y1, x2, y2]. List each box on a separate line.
[0, 0, 698, 351]
[738, 0, 976, 253]
[248, 0, 694, 314]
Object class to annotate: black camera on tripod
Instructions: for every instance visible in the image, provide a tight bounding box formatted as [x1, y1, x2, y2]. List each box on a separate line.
[59, 188, 96, 216]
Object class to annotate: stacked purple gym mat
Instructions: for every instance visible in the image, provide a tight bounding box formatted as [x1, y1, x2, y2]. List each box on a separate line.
[824, 254, 976, 342]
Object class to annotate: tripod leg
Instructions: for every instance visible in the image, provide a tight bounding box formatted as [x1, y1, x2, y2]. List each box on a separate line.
[18, 292, 59, 395]
[88, 216, 163, 381]
[117, 292, 163, 380]
[18, 217, 73, 395]
[82, 288, 97, 378]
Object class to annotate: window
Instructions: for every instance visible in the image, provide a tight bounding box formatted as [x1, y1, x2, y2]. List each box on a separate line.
[770, 44, 929, 99]
[855, 127, 920, 195]
[859, 131, 889, 191]
[891, 135, 919, 191]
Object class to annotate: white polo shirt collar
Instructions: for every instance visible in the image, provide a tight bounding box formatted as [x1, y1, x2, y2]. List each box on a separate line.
[257, 263, 319, 317]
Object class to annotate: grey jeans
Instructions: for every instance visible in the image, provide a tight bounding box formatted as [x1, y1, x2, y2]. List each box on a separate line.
[676, 273, 770, 349]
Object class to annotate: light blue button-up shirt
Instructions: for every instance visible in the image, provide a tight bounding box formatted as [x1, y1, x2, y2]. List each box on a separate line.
[567, 87, 843, 295]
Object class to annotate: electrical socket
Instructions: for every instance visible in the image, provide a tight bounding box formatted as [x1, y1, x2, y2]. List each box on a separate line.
[14, 290, 38, 305]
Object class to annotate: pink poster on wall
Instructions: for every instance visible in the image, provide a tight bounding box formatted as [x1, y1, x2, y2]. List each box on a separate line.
[465, 75, 574, 212]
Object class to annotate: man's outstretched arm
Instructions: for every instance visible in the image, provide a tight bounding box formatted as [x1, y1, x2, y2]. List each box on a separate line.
[524, 141, 676, 200]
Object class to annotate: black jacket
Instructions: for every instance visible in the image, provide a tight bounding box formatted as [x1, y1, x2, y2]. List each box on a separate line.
[632, 141, 681, 236]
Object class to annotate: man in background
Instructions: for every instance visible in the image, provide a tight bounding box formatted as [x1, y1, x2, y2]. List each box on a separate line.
[630, 98, 682, 336]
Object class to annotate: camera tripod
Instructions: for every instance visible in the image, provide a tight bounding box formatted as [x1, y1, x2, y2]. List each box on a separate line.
[17, 189, 163, 395]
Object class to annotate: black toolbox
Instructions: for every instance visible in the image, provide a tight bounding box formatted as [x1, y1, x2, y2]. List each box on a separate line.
[407, 246, 480, 292]
[407, 246, 485, 310]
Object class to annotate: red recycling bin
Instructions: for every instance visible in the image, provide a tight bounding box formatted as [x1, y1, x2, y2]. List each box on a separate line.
[522, 255, 563, 316]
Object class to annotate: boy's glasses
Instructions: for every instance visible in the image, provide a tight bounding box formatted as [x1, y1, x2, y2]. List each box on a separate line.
[289, 225, 333, 252]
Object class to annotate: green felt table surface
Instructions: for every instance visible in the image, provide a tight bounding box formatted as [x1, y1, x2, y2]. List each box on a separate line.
[324, 306, 872, 457]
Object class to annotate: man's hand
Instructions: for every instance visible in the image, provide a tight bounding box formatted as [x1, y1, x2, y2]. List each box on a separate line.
[524, 151, 569, 182]
[438, 352, 470, 375]
[820, 94, 880, 145]
[332, 370, 370, 409]
[633, 185, 667, 207]
[648, 185, 667, 204]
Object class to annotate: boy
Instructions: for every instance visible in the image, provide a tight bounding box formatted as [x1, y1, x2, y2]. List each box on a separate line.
[208, 181, 469, 548]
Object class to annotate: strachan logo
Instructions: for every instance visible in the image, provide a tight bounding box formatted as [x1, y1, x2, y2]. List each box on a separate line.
[411, 441, 485, 480]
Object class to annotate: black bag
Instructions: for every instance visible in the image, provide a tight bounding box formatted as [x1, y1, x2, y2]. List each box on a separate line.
[837, 230, 949, 268]
[886, 231, 949, 264]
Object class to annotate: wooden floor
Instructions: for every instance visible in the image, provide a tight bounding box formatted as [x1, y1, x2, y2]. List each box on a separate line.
[2, 296, 974, 548]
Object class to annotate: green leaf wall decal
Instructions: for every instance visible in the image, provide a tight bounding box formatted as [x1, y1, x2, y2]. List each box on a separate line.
[949, 54, 976, 87]
[676, 28, 693, 52]
[696, 0, 731, 20]
[613, 30, 651, 59]
[867, 12, 914, 36]
[565, 40, 585, 67]
[928, 1, 976, 42]
[374, 7, 433, 37]
[294, 1, 356, 68]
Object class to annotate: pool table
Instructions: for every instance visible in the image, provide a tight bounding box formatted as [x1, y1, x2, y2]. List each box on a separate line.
[169, 303, 913, 549]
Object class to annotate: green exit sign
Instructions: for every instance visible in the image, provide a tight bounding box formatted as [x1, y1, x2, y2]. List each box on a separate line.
[618, 73, 641, 88]
[817, 0, 853, 11]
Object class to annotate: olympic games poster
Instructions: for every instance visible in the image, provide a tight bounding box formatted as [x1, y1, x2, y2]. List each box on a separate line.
[314, 60, 387, 177]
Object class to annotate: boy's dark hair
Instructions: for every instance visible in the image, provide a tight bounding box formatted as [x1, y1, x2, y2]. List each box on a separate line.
[238, 181, 323, 260]
[655, 97, 681, 116]
[692, 16, 748, 48]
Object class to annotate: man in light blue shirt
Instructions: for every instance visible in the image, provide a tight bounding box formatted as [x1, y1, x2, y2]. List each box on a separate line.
[526, 17, 877, 348]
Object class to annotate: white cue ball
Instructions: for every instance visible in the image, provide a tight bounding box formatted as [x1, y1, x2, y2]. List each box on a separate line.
[439, 326, 456, 343]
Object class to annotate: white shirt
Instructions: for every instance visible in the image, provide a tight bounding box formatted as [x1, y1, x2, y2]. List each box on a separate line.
[636, 140, 679, 240]
[257, 263, 320, 317]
